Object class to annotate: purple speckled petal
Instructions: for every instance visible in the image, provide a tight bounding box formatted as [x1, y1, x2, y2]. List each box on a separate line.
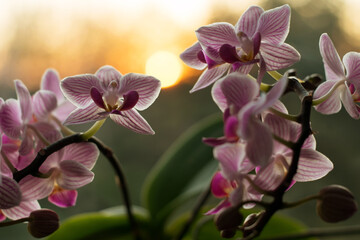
[33, 90, 58, 119]
[190, 64, 229, 93]
[319, 33, 345, 81]
[110, 108, 154, 135]
[119, 73, 161, 111]
[256, 4, 291, 44]
[15, 80, 33, 123]
[48, 189, 77, 208]
[180, 42, 207, 70]
[41, 69, 63, 102]
[235, 6, 264, 37]
[61, 74, 101, 108]
[0, 176, 22, 209]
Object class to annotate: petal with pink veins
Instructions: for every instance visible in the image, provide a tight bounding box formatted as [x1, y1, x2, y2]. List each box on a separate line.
[41, 69, 64, 102]
[95, 65, 122, 89]
[61, 74, 102, 108]
[313, 81, 342, 114]
[256, 4, 291, 44]
[214, 143, 246, 180]
[119, 73, 161, 111]
[343, 52, 360, 90]
[110, 108, 155, 135]
[235, 6, 264, 38]
[57, 160, 94, 190]
[15, 80, 33, 123]
[19, 175, 54, 201]
[62, 142, 99, 170]
[33, 90, 58, 119]
[260, 43, 300, 70]
[0, 176, 22, 209]
[190, 64, 229, 93]
[339, 85, 360, 119]
[2, 200, 40, 220]
[63, 103, 108, 125]
[180, 42, 207, 70]
[0, 99, 23, 139]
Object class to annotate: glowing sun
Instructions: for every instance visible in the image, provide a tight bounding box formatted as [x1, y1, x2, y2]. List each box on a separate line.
[145, 51, 182, 88]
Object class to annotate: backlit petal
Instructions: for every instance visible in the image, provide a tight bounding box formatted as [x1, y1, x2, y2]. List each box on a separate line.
[235, 6, 264, 37]
[110, 109, 155, 135]
[190, 64, 229, 93]
[180, 42, 207, 70]
[63, 103, 107, 125]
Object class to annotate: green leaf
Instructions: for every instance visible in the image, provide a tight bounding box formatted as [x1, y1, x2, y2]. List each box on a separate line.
[141, 114, 223, 225]
[47, 206, 151, 240]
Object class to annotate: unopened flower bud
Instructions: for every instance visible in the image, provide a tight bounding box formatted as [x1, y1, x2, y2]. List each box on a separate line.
[214, 206, 243, 231]
[220, 229, 237, 238]
[317, 185, 357, 223]
[243, 211, 264, 238]
[28, 209, 59, 238]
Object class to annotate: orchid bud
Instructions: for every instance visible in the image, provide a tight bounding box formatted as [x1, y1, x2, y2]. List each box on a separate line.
[317, 185, 357, 223]
[28, 209, 59, 238]
[214, 206, 243, 231]
[242, 211, 264, 238]
[220, 229, 237, 238]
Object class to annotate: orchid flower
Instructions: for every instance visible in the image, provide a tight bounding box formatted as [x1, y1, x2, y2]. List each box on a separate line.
[0, 80, 59, 155]
[254, 113, 333, 191]
[313, 33, 360, 119]
[180, 4, 300, 92]
[33, 69, 76, 124]
[18, 142, 99, 208]
[61, 65, 161, 135]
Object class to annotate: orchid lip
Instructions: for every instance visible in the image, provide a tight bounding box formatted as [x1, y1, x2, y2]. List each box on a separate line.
[90, 87, 106, 109]
[120, 91, 139, 111]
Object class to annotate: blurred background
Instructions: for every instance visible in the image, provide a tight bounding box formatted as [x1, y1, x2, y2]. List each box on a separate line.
[1, 0, 360, 239]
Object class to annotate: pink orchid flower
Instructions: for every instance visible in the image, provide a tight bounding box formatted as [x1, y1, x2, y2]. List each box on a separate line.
[19, 142, 99, 208]
[61, 65, 161, 134]
[0, 80, 59, 155]
[313, 33, 360, 119]
[33, 69, 76, 124]
[254, 113, 333, 191]
[180, 4, 300, 92]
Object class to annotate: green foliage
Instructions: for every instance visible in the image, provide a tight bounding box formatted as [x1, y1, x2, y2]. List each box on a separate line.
[141, 114, 223, 226]
[47, 206, 150, 240]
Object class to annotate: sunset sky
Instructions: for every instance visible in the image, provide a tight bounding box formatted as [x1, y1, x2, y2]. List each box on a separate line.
[0, 0, 357, 89]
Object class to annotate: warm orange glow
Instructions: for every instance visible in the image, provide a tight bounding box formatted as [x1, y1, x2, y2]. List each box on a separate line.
[145, 51, 182, 88]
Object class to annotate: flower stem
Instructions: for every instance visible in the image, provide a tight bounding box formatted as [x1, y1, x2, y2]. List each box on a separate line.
[0, 217, 29, 227]
[268, 71, 283, 81]
[1, 151, 17, 173]
[51, 115, 76, 136]
[283, 194, 319, 208]
[27, 125, 50, 146]
[268, 107, 299, 122]
[312, 80, 345, 106]
[81, 119, 106, 140]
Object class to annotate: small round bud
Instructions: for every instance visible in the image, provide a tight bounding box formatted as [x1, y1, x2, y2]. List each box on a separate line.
[28, 209, 59, 238]
[243, 211, 264, 238]
[317, 185, 358, 223]
[214, 206, 243, 231]
[220, 228, 237, 238]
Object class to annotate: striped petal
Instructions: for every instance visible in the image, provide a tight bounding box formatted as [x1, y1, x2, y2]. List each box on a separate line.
[235, 6, 264, 38]
[319, 33, 345, 81]
[15, 80, 33, 123]
[110, 108, 154, 135]
[211, 79, 227, 112]
[62, 142, 99, 170]
[0, 99, 23, 138]
[119, 73, 161, 111]
[0, 176, 22, 209]
[41, 69, 64, 102]
[260, 43, 300, 70]
[220, 73, 259, 110]
[19, 175, 53, 201]
[61, 74, 101, 108]
[313, 81, 342, 114]
[2, 200, 40, 220]
[256, 4, 291, 44]
[33, 90, 58, 119]
[190, 64, 229, 93]
[214, 143, 246, 180]
[58, 160, 94, 190]
[63, 103, 107, 125]
[340, 84, 360, 119]
[343, 52, 360, 90]
[254, 156, 286, 191]
[292, 149, 333, 182]
[95, 65, 122, 89]
[196, 22, 239, 51]
[180, 42, 207, 70]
